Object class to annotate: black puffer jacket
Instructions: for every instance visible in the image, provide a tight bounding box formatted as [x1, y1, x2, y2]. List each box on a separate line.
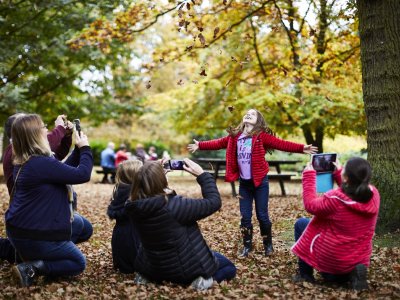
[125, 172, 221, 284]
[107, 183, 140, 274]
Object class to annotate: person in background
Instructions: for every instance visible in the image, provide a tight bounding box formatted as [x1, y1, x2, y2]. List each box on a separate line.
[188, 108, 317, 257]
[148, 146, 158, 161]
[107, 160, 143, 274]
[6, 114, 93, 287]
[126, 159, 236, 290]
[115, 144, 129, 167]
[1, 113, 74, 264]
[135, 143, 149, 163]
[101, 142, 116, 183]
[292, 157, 380, 291]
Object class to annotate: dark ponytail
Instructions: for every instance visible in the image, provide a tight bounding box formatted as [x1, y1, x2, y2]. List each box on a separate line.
[341, 157, 373, 203]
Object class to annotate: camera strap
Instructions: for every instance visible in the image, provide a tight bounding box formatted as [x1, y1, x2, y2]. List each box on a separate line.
[66, 185, 75, 222]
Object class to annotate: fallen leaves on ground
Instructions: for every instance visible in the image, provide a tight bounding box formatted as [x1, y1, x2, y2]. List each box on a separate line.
[0, 177, 399, 299]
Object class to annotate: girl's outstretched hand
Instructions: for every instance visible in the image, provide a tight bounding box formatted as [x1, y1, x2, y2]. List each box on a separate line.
[303, 144, 318, 154]
[187, 139, 199, 153]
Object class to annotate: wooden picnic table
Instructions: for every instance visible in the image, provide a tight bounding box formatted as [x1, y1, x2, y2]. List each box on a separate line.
[194, 158, 301, 196]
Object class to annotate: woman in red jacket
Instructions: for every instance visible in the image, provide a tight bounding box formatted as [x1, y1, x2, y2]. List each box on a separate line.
[292, 157, 380, 290]
[188, 109, 317, 257]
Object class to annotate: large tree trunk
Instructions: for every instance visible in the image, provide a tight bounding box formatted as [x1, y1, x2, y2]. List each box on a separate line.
[357, 0, 400, 232]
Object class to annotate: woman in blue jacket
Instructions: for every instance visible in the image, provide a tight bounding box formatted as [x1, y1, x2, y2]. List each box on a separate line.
[5, 114, 93, 287]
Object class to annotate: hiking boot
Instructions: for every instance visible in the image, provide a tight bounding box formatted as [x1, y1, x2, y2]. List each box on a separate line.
[238, 226, 253, 258]
[13, 260, 45, 287]
[191, 276, 213, 290]
[350, 264, 368, 291]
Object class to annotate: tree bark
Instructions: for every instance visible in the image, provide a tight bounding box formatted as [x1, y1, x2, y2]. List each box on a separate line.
[357, 0, 400, 232]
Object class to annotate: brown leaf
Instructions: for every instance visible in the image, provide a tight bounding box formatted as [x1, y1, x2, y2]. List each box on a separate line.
[177, 79, 184, 85]
[228, 105, 234, 112]
[192, 80, 198, 84]
[198, 33, 206, 45]
[231, 56, 237, 62]
[199, 69, 207, 76]
[213, 27, 220, 39]
[185, 45, 193, 51]
[325, 96, 333, 102]
[146, 81, 151, 89]
[225, 79, 232, 87]
[186, 3, 190, 10]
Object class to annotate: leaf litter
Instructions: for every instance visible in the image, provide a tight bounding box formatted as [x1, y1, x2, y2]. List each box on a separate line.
[0, 177, 399, 299]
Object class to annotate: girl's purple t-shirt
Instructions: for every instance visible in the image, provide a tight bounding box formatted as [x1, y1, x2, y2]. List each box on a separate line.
[237, 133, 252, 179]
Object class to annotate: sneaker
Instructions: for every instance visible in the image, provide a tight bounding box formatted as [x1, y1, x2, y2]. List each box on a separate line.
[133, 273, 149, 285]
[191, 276, 213, 290]
[13, 263, 36, 287]
[350, 264, 368, 291]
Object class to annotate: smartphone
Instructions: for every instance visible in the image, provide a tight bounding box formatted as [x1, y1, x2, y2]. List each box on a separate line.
[73, 119, 81, 137]
[169, 160, 185, 170]
[311, 153, 337, 173]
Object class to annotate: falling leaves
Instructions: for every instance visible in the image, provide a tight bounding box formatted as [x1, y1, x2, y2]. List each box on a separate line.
[199, 69, 207, 76]
[228, 105, 234, 112]
[177, 79, 184, 85]
[145, 81, 151, 89]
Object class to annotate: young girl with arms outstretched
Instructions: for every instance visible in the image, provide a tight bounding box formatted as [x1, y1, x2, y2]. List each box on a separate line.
[188, 109, 317, 257]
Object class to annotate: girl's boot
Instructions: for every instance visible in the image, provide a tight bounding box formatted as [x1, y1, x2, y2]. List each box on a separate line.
[261, 224, 274, 256]
[13, 260, 46, 287]
[238, 226, 253, 257]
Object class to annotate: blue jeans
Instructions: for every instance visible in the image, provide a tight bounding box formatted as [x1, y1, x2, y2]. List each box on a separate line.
[71, 213, 93, 244]
[294, 218, 350, 283]
[239, 175, 270, 229]
[8, 237, 86, 277]
[212, 252, 236, 283]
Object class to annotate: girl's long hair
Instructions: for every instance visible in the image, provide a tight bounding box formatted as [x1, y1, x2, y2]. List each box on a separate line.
[116, 160, 143, 185]
[341, 157, 373, 203]
[227, 108, 275, 137]
[12, 114, 52, 165]
[130, 161, 168, 200]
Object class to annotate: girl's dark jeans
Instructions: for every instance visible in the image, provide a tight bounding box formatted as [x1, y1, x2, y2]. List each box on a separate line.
[239, 175, 270, 229]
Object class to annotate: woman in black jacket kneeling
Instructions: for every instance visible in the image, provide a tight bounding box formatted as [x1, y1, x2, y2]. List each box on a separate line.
[125, 158, 236, 290]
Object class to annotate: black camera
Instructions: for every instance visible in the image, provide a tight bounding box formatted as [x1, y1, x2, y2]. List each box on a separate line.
[73, 119, 81, 137]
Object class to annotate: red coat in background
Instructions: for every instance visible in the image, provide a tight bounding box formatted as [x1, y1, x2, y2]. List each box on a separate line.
[198, 132, 305, 187]
[292, 169, 380, 274]
[115, 150, 129, 167]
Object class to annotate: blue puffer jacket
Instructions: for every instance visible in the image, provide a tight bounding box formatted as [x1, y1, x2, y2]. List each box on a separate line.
[6, 146, 93, 241]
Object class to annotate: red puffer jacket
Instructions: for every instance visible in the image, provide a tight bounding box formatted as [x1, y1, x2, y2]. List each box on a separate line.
[198, 132, 305, 187]
[291, 169, 380, 274]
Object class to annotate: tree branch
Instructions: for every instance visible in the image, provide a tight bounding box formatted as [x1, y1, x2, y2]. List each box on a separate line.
[250, 19, 267, 79]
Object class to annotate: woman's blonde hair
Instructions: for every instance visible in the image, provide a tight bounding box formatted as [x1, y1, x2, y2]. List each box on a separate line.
[227, 108, 275, 137]
[130, 161, 168, 200]
[12, 114, 52, 164]
[116, 160, 143, 184]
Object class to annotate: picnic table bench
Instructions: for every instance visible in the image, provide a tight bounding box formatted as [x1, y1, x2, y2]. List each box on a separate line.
[193, 158, 301, 196]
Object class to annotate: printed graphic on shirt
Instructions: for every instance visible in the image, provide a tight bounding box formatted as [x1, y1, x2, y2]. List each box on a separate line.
[237, 134, 252, 179]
